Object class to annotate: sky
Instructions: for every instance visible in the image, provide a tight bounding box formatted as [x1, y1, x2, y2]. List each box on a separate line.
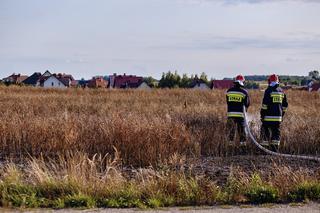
[1, 0, 320, 80]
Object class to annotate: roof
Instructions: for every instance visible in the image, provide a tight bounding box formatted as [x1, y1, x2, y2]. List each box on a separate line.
[17, 75, 28, 83]
[2, 74, 28, 83]
[113, 75, 143, 88]
[310, 83, 320, 92]
[22, 72, 42, 85]
[70, 80, 79, 87]
[41, 73, 74, 87]
[122, 81, 146, 88]
[190, 78, 208, 88]
[211, 80, 234, 89]
[87, 77, 108, 88]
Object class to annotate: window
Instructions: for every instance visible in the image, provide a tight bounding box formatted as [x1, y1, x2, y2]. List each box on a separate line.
[52, 82, 54, 87]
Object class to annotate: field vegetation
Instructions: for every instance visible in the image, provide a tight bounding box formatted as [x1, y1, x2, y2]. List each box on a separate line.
[0, 86, 319, 208]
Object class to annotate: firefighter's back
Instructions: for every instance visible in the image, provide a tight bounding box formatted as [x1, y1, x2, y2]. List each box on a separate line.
[262, 86, 287, 122]
[226, 86, 249, 118]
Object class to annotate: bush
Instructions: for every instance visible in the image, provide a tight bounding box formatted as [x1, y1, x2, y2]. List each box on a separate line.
[64, 194, 95, 208]
[98, 197, 142, 208]
[35, 182, 79, 199]
[147, 198, 162, 208]
[0, 183, 40, 208]
[245, 173, 279, 204]
[288, 182, 320, 202]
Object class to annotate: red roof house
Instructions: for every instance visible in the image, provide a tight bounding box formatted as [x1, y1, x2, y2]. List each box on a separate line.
[2, 73, 28, 84]
[87, 77, 108, 88]
[111, 73, 143, 89]
[211, 80, 234, 89]
[310, 83, 320, 92]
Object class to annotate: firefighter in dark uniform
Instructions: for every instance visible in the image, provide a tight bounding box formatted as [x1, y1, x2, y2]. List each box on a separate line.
[226, 75, 250, 146]
[260, 74, 288, 150]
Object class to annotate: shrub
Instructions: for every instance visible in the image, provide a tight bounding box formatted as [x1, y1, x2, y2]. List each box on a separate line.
[245, 173, 279, 204]
[64, 194, 95, 208]
[288, 182, 320, 202]
[0, 183, 39, 208]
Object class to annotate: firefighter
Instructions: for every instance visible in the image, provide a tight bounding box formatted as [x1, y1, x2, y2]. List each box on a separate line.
[260, 74, 288, 150]
[226, 75, 250, 146]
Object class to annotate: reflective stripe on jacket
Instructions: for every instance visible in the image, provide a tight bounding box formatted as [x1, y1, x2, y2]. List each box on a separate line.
[260, 86, 288, 123]
[226, 85, 250, 118]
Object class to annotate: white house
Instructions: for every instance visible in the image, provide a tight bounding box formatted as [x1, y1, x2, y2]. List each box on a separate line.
[137, 82, 151, 90]
[192, 83, 210, 90]
[43, 76, 68, 88]
[190, 79, 210, 90]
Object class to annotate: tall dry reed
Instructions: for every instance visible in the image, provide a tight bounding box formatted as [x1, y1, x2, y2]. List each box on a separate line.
[0, 86, 319, 166]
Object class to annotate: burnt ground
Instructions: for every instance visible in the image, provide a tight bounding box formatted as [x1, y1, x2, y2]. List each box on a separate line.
[121, 154, 320, 186]
[1, 153, 319, 186]
[184, 155, 320, 185]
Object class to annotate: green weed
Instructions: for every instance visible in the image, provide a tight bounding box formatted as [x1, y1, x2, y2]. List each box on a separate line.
[288, 182, 320, 202]
[64, 193, 96, 208]
[245, 173, 279, 204]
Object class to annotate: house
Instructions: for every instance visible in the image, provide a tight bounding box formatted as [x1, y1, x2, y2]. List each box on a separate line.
[22, 72, 42, 86]
[2, 73, 28, 85]
[190, 78, 210, 90]
[42, 73, 74, 88]
[78, 79, 89, 88]
[87, 77, 108, 88]
[211, 80, 234, 90]
[22, 70, 74, 88]
[38, 70, 53, 86]
[110, 73, 144, 89]
[70, 80, 79, 87]
[136, 81, 151, 90]
[23, 71, 51, 86]
[309, 82, 320, 92]
[119, 81, 151, 89]
[42, 75, 69, 88]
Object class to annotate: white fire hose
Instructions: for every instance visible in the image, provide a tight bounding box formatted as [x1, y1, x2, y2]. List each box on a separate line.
[243, 108, 320, 162]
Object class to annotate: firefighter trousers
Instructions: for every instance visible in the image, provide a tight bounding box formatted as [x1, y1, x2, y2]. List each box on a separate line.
[260, 121, 281, 143]
[226, 117, 246, 142]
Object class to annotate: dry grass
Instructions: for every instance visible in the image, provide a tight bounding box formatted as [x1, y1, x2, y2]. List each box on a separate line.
[0, 153, 318, 208]
[0, 86, 319, 166]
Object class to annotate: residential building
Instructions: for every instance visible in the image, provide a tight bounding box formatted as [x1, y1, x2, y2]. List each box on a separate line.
[87, 77, 108, 88]
[2, 73, 28, 84]
[22, 72, 42, 86]
[190, 78, 210, 90]
[211, 80, 234, 90]
[111, 73, 144, 89]
[309, 82, 320, 92]
[42, 73, 74, 88]
[136, 81, 151, 90]
[22, 70, 74, 88]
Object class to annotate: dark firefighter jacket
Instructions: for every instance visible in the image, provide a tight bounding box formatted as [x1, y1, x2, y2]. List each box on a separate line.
[260, 85, 288, 122]
[226, 84, 250, 118]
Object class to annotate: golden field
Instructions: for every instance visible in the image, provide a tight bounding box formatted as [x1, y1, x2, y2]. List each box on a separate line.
[0, 86, 319, 208]
[0, 86, 319, 166]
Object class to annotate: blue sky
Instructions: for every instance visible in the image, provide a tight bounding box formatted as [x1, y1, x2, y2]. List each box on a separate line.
[1, 0, 320, 79]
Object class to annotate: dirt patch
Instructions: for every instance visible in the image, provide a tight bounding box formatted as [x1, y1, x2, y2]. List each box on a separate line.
[183, 155, 320, 185]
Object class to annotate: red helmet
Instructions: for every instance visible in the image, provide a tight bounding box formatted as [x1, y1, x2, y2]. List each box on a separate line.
[234, 75, 245, 86]
[268, 74, 279, 85]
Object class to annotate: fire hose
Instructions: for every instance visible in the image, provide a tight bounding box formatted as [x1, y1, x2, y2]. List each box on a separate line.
[243, 108, 320, 162]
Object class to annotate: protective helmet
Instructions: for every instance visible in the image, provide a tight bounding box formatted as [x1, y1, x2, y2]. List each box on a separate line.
[268, 74, 279, 86]
[234, 75, 245, 86]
